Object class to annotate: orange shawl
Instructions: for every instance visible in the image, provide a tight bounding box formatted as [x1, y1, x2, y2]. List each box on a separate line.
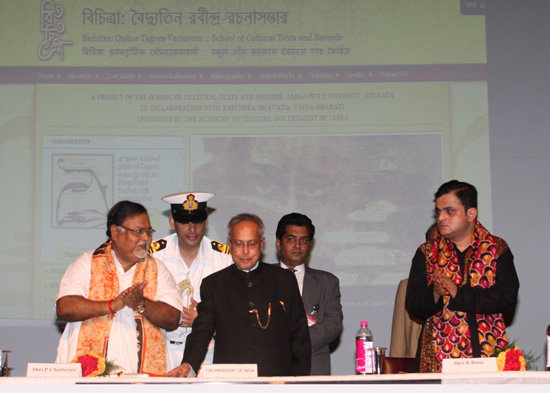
[75, 241, 166, 376]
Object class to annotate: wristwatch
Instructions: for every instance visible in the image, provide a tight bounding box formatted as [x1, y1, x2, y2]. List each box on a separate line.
[136, 299, 146, 314]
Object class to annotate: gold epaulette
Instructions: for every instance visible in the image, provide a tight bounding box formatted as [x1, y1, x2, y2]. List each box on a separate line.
[211, 240, 231, 255]
[148, 239, 167, 254]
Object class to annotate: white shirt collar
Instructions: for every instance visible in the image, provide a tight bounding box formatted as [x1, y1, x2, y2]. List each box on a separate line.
[280, 262, 305, 273]
[238, 261, 260, 273]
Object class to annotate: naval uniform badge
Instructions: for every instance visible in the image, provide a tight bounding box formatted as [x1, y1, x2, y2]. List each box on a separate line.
[211, 240, 230, 255]
[148, 239, 167, 254]
[183, 194, 199, 211]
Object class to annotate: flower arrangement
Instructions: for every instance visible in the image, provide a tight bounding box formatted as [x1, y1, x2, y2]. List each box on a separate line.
[495, 346, 526, 371]
[492, 339, 541, 371]
[71, 351, 118, 377]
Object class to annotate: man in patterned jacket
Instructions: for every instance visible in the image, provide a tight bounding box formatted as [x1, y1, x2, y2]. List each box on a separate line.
[405, 180, 520, 372]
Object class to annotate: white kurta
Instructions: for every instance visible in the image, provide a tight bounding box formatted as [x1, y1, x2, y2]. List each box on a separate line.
[150, 234, 233, 372]
[54, 249, 182, 373]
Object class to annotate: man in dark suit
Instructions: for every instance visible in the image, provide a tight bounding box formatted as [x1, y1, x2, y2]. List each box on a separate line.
[167, 213, 311, 377]
[275, 213, 343, 375]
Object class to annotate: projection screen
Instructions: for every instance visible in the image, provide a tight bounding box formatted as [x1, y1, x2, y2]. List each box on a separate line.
[0, 0, 491, 374]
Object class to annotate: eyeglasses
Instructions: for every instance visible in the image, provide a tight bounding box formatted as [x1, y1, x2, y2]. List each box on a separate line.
[118, 225, 155, 236]
[230, 239, 260, 249]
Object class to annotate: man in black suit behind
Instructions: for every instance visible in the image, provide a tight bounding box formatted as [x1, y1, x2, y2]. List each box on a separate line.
[167, 213, 311, 377]
[275, 213, 343, 375]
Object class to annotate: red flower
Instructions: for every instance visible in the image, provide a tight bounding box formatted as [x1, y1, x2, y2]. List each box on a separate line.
[496, 346, 527, 371]
[72, 352, 106, 377]
[503, 349, 522, 371]
[78, 354, 99, 377]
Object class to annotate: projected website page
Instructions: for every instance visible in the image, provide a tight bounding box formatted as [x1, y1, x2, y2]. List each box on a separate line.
[0, 0, 490, 334]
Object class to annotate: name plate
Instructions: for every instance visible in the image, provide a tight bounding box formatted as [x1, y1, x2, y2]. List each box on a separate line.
[442, 357, 498, 373]
[199, 364, 257, 378]
[27, 363, 82, 377]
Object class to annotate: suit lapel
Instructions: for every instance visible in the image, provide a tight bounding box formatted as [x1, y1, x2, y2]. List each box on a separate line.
[302, 265, 318, 313]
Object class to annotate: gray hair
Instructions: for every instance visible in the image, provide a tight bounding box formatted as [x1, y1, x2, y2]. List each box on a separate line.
[227, 213, 265, 238]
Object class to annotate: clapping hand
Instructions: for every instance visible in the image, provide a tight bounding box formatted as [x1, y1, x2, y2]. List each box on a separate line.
[119, 281, 148, 310]
[433, 270, 457, 302]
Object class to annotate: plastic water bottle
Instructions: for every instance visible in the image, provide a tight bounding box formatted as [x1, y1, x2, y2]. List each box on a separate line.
[356, 320, 374, 375]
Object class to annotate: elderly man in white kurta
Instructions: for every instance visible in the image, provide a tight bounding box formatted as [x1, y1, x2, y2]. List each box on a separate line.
[55, 201, 182, 376]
